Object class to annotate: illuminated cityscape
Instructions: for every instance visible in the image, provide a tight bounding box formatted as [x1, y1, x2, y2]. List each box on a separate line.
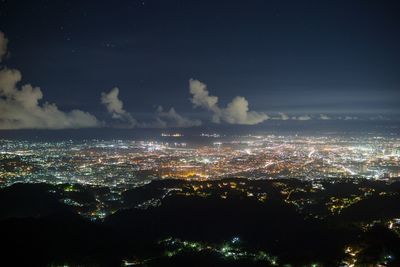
[1, 0, 400, 266]
[1, 134, 400, 266]
[1, 134, 399, 188]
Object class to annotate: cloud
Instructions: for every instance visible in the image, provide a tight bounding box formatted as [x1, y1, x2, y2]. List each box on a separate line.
[278, 112, 289, 120]
[189, 79, 268, 125]
[344, 116, 358, 120]
[319, 114, 330, 120]
[141, 106, 202, 128]
[221, 96, 269, 124]
[0, 31, 100, 130]
[101, 88, 200, 128]
[189, 79, 219, 112]
[154, 106, 202, 128]
[294, 115, 312, 121]
[0, 68, 100, 129]
[0, 31, 8, 62]
[101, 87, 125, 118]
[101, 87, 136, 127]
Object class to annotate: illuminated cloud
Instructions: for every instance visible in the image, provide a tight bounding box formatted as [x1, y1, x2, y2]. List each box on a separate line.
[0, 31, 100, 129]
[189, 79, 268, 125]
[344, 116, 358, 120]
[221, 96, 269, 124]
[189, 79, 219, 113]
[141, 106, 202, 128]
[0, 69, 100, 129]
[271, 113, 290, 120]
[279, 112, 289, 120]
[319, 114, 330, 120]
[101, 87, 136, 127]
[101, 88, 200, 128]
[101, 87, 125, 118]
[293, 115, 312, 121]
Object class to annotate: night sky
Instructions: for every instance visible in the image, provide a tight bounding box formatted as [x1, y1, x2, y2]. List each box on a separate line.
[0, 0, 399, 130]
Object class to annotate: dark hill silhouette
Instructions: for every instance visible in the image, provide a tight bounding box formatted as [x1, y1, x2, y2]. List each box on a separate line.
[0, 183, 71, 219]
[0, 180, 399, 266]
[338, 194, 400, 222]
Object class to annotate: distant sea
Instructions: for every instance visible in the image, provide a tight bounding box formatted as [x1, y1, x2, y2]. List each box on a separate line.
[0, 120, 399, 141]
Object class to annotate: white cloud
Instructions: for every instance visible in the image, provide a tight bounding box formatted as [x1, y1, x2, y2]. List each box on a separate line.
[0, 31, 101, 130]
[296, 115, 312, 121]
[189, 79, 268, 125]
[0, 68, 100, 129]
[221, 96, 269, 125]
[0, 31, 8, 62]
[271, 113, 290, 120]
[278, 112, 289, 120]
[101, 87, 125, 118]
[189, 79, 219, 112]
[343, 116, 359, 120]
[141, 106, 202, 128]
[319, 114, 330, 120]
[101, 87, 137, 127]
[101, 88, 201, 128]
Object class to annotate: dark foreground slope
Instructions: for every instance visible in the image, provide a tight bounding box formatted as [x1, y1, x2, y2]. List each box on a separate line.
[0, 179, 400, 266]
